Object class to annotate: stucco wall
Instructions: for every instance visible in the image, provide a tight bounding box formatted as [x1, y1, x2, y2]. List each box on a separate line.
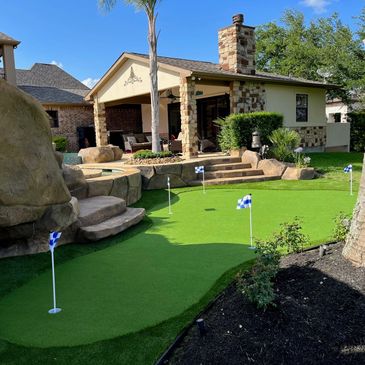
[96, 59, 181, 104]
[326, 103, 348, 123]
[265, 84, 327, 127]
[141, 99, 169, 135]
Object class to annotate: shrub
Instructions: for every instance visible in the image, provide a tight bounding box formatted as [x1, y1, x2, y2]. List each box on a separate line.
[333, 212, 352, 242]
[238, 239, 281, 310]
[216, 112, 283, 151]
[133, 149, 173, 159]
[349, 112, 365, 152]
[269, 128, 300, 162]
[274, 217, 308, 253]
[52, 136, 68, 152]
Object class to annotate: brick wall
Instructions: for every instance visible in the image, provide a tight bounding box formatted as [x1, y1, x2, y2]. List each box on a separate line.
[44, 104, 94, 151]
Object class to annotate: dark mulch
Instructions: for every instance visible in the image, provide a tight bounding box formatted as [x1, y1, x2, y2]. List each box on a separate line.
[169, 243, 365, 365]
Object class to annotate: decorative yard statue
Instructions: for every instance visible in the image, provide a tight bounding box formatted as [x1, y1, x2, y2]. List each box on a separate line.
[343, 154, 365, 266]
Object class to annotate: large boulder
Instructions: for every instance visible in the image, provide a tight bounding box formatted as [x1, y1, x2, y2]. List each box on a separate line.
[0, 80, 71, 227]
[258, 159, 287, 177]
[78, 147, 114, 163]
[242, 150, 261, 169]
[282, 167, 315, 180]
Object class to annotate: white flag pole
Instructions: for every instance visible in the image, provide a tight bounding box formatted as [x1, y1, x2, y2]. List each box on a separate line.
[167, 177, 172, 214]
[350, 169, 353, 196]
[202, 169, 206, 194]
[249, 204, 254, 249]
[49, 247, 61, 314]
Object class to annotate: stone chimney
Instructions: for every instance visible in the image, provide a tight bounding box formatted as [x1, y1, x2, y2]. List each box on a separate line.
[218, 14, 256, 75]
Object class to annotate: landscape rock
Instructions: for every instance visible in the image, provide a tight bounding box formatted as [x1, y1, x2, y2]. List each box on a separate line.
[63, 165, 87, 190]
[87, 177, 113, 197]
[108, 145, 123, 161]
[54, 151, 64, 169]
[242, 150, 261, 169]
[0, 79, 71, 210]
[258, 159, 287, 176]
[110, 176, 129, 201]
[282, 167, 315, 180]
[154, 163, 182, 176]
[78, 147, 114, 163]
[147, 173, 187, 190]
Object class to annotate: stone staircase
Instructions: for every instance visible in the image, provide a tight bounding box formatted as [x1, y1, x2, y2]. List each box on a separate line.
[189, 157, 281, 186]
[77, 196, 145, 241]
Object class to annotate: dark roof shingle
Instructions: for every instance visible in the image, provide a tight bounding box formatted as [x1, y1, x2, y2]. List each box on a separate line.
[130, 52, 335, 88]
[0, 63, 90, 104]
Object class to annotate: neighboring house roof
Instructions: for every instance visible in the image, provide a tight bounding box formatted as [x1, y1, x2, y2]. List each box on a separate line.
[0, 63, 90, 104]
[86, 52, 338, 100]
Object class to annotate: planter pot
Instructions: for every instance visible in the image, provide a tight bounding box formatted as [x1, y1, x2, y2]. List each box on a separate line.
[230, 147, 247, 158]
[282, 167, 315, 180]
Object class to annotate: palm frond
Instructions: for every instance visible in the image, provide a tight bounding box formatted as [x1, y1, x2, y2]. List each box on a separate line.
[98, 0, 117, 11]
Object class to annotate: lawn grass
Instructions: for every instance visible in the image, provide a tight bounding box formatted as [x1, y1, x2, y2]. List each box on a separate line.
[0, 152, 361, 364]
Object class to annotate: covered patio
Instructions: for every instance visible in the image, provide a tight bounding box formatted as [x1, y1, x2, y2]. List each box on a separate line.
[85, 53, 255, 159]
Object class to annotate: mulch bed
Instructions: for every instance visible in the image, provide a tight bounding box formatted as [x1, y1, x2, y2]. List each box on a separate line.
[126, 156, 183, 165]
[169, 242, 365, 365]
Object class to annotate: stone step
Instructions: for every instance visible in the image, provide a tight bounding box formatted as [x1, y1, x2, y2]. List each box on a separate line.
[189, 175, 281, 186]
[203, 157, 241, 165]
[205, 162, 251, 171]
[79, 207, 145, 241]
[78, 196, 126, 227]
[205, 168, 264, 179]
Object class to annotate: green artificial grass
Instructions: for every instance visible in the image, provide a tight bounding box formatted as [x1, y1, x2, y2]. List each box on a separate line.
[0, 152, 361, 364]
[0, 189, 356, 348]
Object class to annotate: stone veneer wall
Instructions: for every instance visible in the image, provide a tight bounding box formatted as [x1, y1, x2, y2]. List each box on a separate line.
[229, 81, 266, 114]
[293, 126, 326, 148]
[46, 104, 94, 152]
[94, 101, 108, 147]
[218, 14, 256, 75]
[180, 77, 198, 159]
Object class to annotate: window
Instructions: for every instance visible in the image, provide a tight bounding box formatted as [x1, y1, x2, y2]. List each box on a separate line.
[296, 94, 308, 122]
[46, 110, 59, 128]
[334, 113, 341, 123]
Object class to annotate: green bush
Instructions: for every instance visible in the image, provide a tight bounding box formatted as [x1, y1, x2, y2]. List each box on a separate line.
[349, 112, 365, 152]
[274, 217, 308, 253]
[217, 112, 283, 151]
[52, 136, 68, 152]
[333, 212, 352, 242]
[238, 239, 281, 310]
[269, 128, 301, 162]
[133, 150, 173, 159]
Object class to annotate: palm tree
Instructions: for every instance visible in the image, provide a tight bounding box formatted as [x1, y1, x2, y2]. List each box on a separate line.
[98, 0, 161, 152]
[343, 154, 365, 266]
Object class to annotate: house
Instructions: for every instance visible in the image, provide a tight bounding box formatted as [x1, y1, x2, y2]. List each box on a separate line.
[0, 32, 94, 152]
[85, 14, 349, 158]
[326, 96, 363, 123]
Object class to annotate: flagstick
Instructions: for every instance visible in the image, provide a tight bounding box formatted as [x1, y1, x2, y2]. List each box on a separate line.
[168, 180, 172, 215]
[202, 170, 206, 194]
[48, 249, 61, 314]
[350, 169, 353, 196]
[248, 204, 255, 250]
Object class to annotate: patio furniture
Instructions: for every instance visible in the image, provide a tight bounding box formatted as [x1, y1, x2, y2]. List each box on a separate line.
[169, 132, 183, 153]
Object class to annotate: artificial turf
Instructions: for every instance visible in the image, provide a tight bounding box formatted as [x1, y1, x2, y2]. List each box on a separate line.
[0, 188, 356, 348]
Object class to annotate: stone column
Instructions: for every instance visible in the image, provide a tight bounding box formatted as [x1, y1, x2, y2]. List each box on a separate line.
[93, 99, 108, 146]
[180, 77, 198, 159]
[229, 81, 241, 114]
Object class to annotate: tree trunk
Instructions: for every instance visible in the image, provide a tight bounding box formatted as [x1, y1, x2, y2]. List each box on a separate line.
[343, 153, 365, 266]
[147, 12, 160, 152]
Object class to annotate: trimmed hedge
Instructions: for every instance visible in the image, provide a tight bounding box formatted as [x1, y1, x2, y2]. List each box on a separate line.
[217, 112, 283, 151]
[133, 150, 173, 159]
[349, 112, 365, 152]
[52, 136, 68, 152]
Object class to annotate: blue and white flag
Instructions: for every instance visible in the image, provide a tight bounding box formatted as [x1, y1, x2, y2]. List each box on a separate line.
[195, 166, 204, 174]
[344, 164, 352, 173]
[49, 232, 62, 252]
[237, 194, 252, 209]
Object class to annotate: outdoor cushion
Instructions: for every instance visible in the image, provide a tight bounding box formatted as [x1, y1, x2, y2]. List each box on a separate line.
[146, 135, 152, 142]
[127, 136, 137, 144]
[135, 134, 146, 143]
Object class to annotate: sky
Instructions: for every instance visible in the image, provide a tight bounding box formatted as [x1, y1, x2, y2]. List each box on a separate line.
[1, 0, 364, 88]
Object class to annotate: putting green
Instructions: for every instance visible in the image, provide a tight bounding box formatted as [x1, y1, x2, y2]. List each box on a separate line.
[0, 188, 355, 347]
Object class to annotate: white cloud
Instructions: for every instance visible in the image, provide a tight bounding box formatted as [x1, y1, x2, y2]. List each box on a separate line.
[301, 0, 331, 13]
[82, 77, 100, 89]
[50, 60, 64, 69]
